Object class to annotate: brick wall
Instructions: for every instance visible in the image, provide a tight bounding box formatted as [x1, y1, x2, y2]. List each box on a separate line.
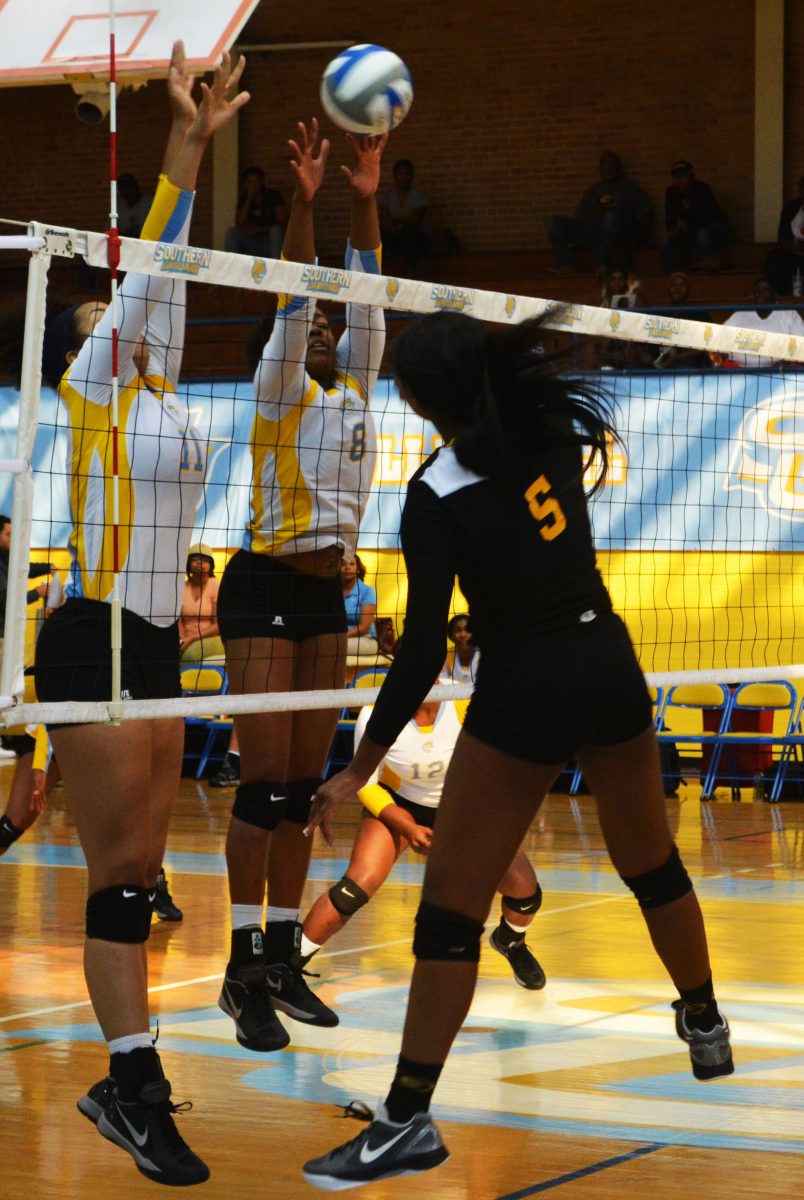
[2, 0, 800, 258]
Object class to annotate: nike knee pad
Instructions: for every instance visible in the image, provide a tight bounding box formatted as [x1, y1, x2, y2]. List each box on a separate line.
[328, 875, 369, 917]
[284, 777, 323, 826]
[413, 901, 484, 963]
[86, 884, 152, 943]
[501, 884, 542, 916]
[621, 844, 692, 910]
[232, 780, 289, 830]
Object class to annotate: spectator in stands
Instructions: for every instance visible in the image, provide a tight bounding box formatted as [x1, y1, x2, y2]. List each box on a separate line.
[340, 554, 379, 657]
[444, 613, 479, 685]
[116, 174, 153, 238]
[224, 165, 287, 258]
[546, 151, 652, 277]
[763, 175, 804, 297]
[379, 158, 431, 274]
[598, 268, 651, 369]
[661, 160, 731, 273]
[179, 544, 224, 662]
[720, 278, 804, 368]
[652, 273, 713, 369]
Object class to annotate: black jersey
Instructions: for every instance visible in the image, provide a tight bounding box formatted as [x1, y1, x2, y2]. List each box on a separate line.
[365, 442, 612, 749]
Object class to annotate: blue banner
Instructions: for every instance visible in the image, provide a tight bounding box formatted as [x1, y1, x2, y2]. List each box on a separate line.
[2, 370, 803, 552]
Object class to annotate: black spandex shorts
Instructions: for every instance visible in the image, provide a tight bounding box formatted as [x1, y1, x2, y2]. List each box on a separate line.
[217, 549, 347, 642]
[34, 598, 181, 706]
[463, 611, 653, 764]
[388, 791, 438, 830]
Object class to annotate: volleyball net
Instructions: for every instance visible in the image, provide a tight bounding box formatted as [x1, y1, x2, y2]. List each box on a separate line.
[2, 221, 804, 726]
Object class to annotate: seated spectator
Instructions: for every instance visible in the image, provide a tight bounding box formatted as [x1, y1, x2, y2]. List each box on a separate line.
[116, 173, 153, 238]
[763, 175, 804, 296]
[600, 267, 646, 309]
[179, 544, 224, 662]
[224, 165, 287, 259]
[720, 278, 804, 368]
[652, 273, 713, 369]
[378, 158, 431, 274]
[598, 268, 652, 369]
[341, 555, 379, 657]
[546, 151, 652, 276]
[661, 160, 731, 273]
[444, 613, 479, 684]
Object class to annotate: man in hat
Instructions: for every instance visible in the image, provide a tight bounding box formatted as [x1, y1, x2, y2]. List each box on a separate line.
[662, 160, 731, 272]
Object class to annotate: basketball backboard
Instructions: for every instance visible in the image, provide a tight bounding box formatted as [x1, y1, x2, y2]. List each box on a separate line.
[0, 0, 261, 86]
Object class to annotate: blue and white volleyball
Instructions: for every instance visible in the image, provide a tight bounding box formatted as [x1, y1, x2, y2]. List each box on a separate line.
[320, 44, 413, 135]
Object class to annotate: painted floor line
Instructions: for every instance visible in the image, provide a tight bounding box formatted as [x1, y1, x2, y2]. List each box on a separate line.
[494, 1142, 665, 1198]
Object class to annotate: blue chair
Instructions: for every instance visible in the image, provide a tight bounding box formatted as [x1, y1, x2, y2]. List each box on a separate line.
[180, 664, 231, 779]
[713, 681, 799, 802]
[655, 684, 732, 800]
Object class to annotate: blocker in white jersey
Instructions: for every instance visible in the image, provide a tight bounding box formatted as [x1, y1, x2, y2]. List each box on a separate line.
[355, 698, 461, 809]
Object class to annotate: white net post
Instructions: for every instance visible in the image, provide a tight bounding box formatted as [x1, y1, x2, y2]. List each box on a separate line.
[0, 237, 49, 709]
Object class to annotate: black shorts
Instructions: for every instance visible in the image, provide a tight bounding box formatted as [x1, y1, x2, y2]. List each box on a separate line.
[386, 790, 438, 830]
[463, 611, 652, 764]
[34, 598, 181, 705]
[218, 549, 347, 643]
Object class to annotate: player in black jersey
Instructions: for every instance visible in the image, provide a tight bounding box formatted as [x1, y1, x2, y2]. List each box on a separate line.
[302, 311, 733, 1190]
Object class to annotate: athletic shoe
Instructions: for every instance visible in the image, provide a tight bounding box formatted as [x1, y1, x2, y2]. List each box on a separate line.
[153, 869, 183, 922]
[77, 1076, 114, 1125]
[209, 757, 239, 788]
[672, 1000, 734, 1080]
[218, 965, 290, 1052]
[302, 1103, 449, 1190]
[489, 926, 547, 990]
[266, 961, 339, 1027]
[97, 1078, 209, 1186]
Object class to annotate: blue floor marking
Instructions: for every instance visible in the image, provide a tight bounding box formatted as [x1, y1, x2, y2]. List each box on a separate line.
[494, 1143, 664, 1198]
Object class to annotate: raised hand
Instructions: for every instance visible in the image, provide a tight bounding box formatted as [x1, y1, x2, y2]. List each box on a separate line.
[191, 50, 250, 141]
[166, 39, 197, 126]
[288, 119, 330, 203]
[341, 132, 388, 199]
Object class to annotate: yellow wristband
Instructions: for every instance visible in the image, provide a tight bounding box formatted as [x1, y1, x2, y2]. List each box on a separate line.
[359, 783, 394, 818]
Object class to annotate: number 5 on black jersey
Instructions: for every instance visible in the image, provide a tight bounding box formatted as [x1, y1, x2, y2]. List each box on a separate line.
[524, 474, 567, 541]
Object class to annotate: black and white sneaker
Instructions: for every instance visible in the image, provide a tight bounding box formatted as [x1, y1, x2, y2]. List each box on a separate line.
[302, 1103, 449, 1190]
[218, 965, 290, 1051]
[97, 1078, 210, 1186]
[673, 1000, 734, 1079]
[77, 1076, 114, 1125]
[489, 926, 547, 990]
[153, 869, 183, 922]
[266, 961, 339, 1028]
[209, 757, 239, 788]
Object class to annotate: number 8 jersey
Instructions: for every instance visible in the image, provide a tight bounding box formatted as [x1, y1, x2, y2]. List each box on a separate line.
[244, 242, 384, 559]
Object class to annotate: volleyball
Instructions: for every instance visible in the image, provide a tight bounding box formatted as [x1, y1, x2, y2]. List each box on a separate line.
[320, 44, 413, 135]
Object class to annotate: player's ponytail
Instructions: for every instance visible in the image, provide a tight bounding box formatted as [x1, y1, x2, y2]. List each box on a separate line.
[391, 311, 618, 494]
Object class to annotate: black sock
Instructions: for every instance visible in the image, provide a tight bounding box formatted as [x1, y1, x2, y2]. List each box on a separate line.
[495, 916, 528, 948]
[228, 925, 265, 978]
[678, 975, 719, 1032]
[263, 920, 301, 966]
[110, 1046, 163, 1102]
[385, 1056, 443, 1123]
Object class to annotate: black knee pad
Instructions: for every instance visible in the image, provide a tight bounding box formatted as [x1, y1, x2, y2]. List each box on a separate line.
[621, 844, 692, 910]
[0, 815, 23, 850]
[86, 884, 152, 943]
[413, 901, 484, 963]
[502, 884, 542, 916]
[284, 777, 323, 826]
[232, 780, 289, 830]
[329, 875, 369, 917]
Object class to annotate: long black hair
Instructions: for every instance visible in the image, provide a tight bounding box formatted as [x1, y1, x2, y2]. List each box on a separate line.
[391, 311, 618, 495]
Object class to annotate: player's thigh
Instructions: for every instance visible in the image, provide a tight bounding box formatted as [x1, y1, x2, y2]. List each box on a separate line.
[287, 633, 347, 778]
[422, 729, 560, 923]
[576, 725, 674, 876]
[146, 717, 184, 873]
[225, 636, 296, 780]
[346, 811, 405, 895]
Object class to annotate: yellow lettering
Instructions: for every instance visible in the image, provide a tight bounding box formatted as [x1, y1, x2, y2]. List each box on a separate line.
[524, 474, 567, 541]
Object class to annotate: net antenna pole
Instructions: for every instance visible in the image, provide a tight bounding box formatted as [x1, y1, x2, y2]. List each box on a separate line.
[107, 0, 124, 724]
[0, 244, 50, 709]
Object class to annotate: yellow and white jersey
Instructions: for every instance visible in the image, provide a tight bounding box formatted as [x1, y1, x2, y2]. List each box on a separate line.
[444, 645, 480, 686]
[244, 242, 384, 558]
[60, 176, 206, 626]
[354, 699, 462, 809]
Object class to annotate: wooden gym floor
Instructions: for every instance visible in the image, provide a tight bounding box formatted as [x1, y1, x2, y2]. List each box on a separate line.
[2, 768, 804, 1199]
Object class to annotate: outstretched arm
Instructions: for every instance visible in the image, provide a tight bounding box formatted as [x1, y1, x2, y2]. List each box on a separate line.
[342, 133, 387, 250]
[282, 118, 330, 264]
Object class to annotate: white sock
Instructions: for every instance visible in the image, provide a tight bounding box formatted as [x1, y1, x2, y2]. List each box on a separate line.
[502, 915, 530, 934]
[231, 903, 264, 930]
[300, 933, 321, 959]
[266, 906, 298, 925]
[108, 1031, 153, 1055]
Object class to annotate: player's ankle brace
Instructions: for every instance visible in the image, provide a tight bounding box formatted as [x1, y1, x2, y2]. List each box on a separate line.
[284, 776, 323, 825]
[86, 885, 152, 943]
[232, 779, 288, 830]
[621, 844, 692, 910]
[385, 1056, 443, 1122]
[264, 918, 301, 965]
[0, 815, 23, 849]
[413, 901, 484, 962]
